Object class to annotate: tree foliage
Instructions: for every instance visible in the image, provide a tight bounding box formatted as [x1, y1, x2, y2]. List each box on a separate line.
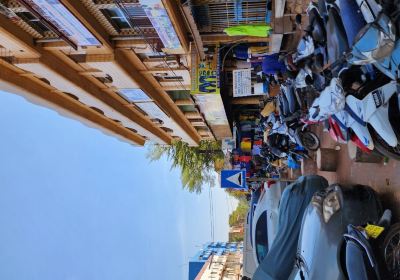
[230, 235, 244, 242]
[147, 140, 225, 193]
[229, 200, 249, 227]
[225, 189, 250, 200]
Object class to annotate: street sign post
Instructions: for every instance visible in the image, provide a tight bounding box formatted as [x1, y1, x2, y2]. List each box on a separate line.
[221, 170, 247, 190]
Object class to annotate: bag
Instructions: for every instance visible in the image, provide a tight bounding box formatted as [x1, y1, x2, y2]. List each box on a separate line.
[261, 101, 276, 117]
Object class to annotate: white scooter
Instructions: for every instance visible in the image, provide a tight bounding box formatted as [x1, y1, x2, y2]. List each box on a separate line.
[346, 81, 399, 147]
[308, 77, 398, 149]
[308, 78, 374, 150]
[332, 110, 375, 150]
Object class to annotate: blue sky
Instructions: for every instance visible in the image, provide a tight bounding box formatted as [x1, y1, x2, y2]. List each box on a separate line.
[0, 91, 237, 280]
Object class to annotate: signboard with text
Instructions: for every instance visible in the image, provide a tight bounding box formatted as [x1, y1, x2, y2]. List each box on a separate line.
[139, 0, 182, 50]
[19, 0, 100, 47]
[233, 69, 252, 97]
[191, 48, 220, 95]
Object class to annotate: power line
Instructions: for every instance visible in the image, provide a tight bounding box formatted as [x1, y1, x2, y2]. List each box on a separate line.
[225, 193, 231, 214]
[208, 184, 215, 242]
[211, 186, 215, 242]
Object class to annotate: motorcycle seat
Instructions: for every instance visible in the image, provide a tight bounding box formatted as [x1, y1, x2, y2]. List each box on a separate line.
[282, 84, 298, 114]
[326, 5, 349, 64]
[344, 241, 379, 280]
[343, 225, 381, 280]
[307, 7, 326, 45]
[278, 93, 290, 117]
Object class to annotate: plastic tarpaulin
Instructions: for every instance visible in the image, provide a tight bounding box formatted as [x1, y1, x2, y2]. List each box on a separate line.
[224, 24, 271, 37]
[253, 175, 329, 280]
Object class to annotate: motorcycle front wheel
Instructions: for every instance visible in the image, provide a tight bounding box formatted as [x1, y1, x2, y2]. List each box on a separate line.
[299, 131, 320, 151]
[369, 127, 400, 161]
[382, 223, 400, 280]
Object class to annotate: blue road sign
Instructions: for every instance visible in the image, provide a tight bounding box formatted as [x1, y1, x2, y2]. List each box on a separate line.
[221, 170, 247, 189]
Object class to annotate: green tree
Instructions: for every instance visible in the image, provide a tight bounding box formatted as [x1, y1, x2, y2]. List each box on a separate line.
[147, 140, 225, 193]
[229, 200, 249, 227]
[230, 235, 244, 242]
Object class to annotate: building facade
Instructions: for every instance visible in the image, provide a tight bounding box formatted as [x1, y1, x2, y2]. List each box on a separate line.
[0, 0, 225, 146]
[0, 0, 290, 147]
[189, 242, 243, 280]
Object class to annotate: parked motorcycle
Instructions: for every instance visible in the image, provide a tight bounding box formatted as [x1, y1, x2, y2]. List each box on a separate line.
[289, 0, 400, 159]
[307, 62, 400, 157]
[344, 210, 400, 280]
[265, 133, 310, 160]
[277, 84, 320, 152]
[348, 13, 398, 80]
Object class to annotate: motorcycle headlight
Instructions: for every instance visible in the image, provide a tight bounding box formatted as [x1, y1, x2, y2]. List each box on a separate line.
[372, 16, 396, 60]
[372, 30, 395, 60]
[323, 190, 341, 223]
[311, 191, 325, 212]
[352, 14, 396, 64]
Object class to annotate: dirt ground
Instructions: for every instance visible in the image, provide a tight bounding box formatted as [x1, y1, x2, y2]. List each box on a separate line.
[302, 125, 400, 221]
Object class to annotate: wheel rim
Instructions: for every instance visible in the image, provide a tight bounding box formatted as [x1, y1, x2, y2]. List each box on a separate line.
[385, 231, 400, 277]
[302, 133, 319, 150]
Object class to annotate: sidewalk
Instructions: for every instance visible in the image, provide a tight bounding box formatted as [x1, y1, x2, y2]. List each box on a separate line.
[303, 125, 400, 221]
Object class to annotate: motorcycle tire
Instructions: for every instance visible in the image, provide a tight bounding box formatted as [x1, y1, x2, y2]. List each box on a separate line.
[382, 223, 400, 280]
[299, 131, 320, 151]
[369, 126, 400, 161]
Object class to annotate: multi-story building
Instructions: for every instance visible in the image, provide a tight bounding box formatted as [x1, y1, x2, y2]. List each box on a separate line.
[189, 242, 243, 280]
[0, 0, 230, 146]
[0, 0, 292, 147]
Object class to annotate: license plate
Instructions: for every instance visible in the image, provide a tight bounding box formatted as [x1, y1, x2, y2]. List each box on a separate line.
[364, 224, 385, 239]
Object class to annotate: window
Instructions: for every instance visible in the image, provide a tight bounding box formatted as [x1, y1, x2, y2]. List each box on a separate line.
[101, 8, 130, 31]
[160, 127, 173, 134]
[155, 75, 184, 82]
[90, 106, 105, 115]
[63, 92, 79, 101]
[95, 74, 113, 84]
[17, 12, 49, 34]
[118, 88, 151, 103]
[126, 127, 137, 134]
[255, 211, 269, 263]
[163, 76, 183, 81]
[148, 54, 166, 59]
[151, 118, 164, 125]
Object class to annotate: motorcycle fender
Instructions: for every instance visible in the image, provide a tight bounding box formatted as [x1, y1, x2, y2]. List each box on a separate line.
[351, 133, 371, 153]
[364, 82, 397, 120]
[369, 107, 398, 147]
[346, 81, 397, 121]
[351, 121, 374, 150]
[379, 56, 391, 69]
[329, 127, 339, 142]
